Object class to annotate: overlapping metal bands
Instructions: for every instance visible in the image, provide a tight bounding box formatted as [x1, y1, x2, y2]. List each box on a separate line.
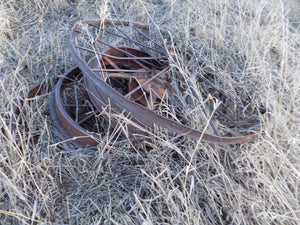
[13, 18, 261, 146]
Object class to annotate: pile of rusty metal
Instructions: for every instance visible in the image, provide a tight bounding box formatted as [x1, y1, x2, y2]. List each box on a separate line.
[13, 19, 260, 146]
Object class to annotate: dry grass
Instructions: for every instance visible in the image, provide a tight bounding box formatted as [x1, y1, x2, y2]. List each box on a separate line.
[0, 0, 299, 224]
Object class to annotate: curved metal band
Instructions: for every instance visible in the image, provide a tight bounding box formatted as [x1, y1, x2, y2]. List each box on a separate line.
[69, 19, 259, 144]
[49, 67, 101, 146]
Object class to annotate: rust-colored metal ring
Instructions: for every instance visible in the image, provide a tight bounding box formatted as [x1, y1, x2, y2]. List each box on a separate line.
[11, 68, 109, 147]
[70, 19, 260, 144]
[49, 67, 101, 146]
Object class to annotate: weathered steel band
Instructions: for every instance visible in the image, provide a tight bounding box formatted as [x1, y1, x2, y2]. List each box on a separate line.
[49, 67, 101, 146]
[69, 19, 259, 144]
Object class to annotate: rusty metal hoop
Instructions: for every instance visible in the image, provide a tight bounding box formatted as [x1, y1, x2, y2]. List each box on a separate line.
[50, 67, 103, 146]
[69, 18, 259, 144]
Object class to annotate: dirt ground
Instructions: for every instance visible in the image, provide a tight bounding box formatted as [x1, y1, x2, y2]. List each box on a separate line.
[0, 0, 299, 224]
